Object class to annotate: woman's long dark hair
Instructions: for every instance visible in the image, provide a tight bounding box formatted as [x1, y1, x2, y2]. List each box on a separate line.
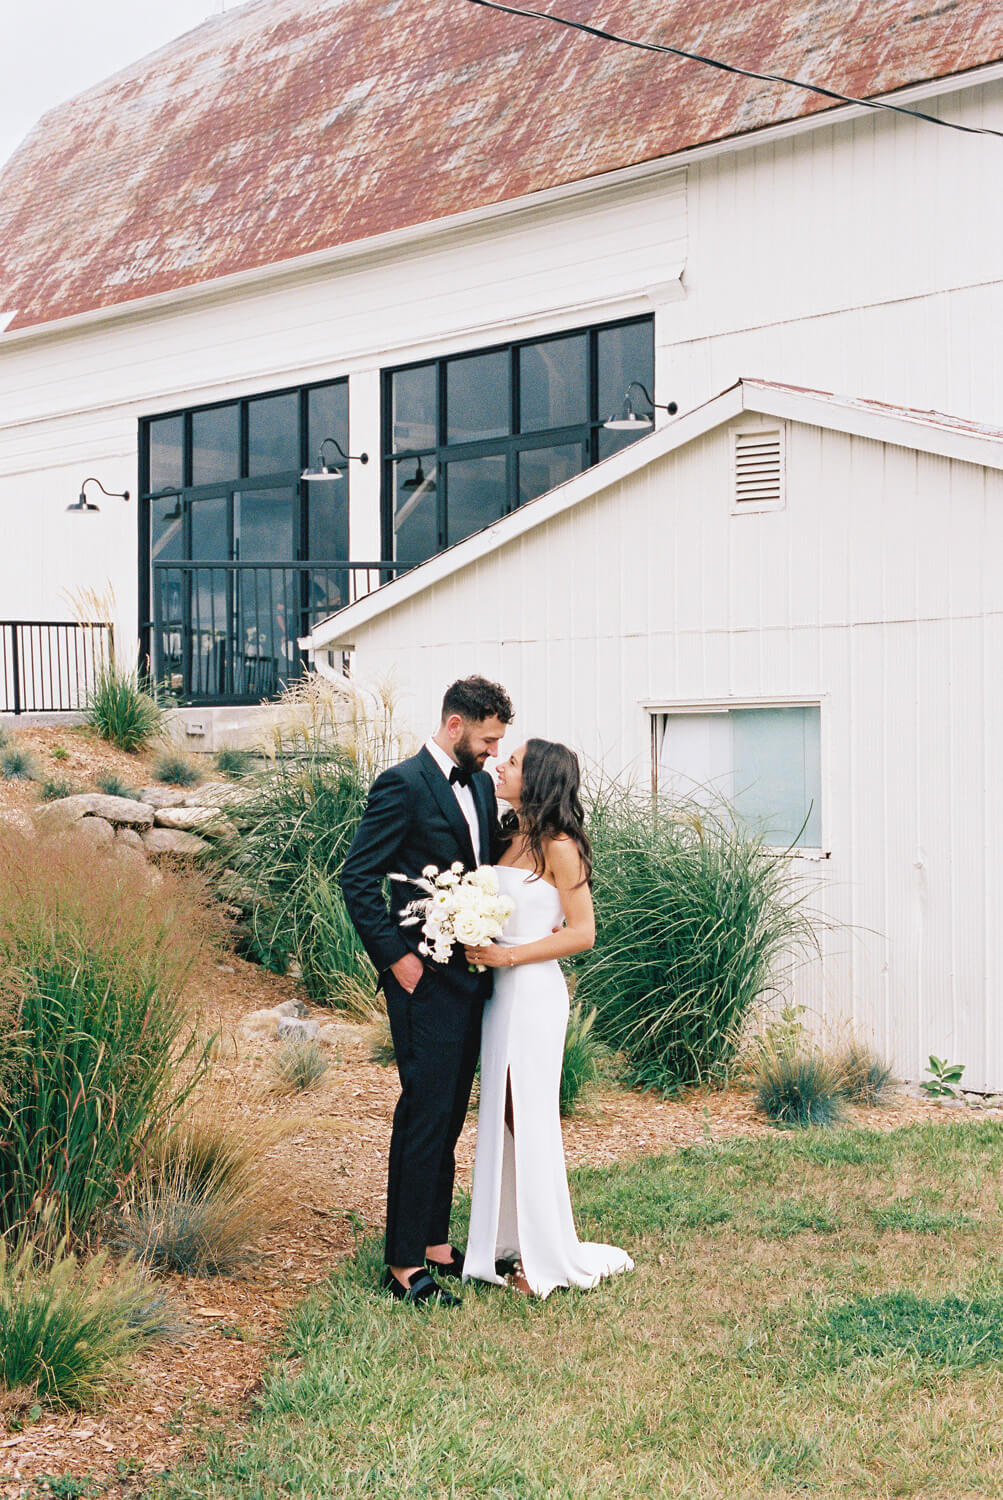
[500, 738, 592, 887]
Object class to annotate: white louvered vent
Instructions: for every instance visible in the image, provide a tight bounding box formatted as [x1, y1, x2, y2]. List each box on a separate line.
[732, 427, 785, 511]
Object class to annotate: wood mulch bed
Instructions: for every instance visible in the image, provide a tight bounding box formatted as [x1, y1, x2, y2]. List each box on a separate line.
[0, 726, 979, 1495]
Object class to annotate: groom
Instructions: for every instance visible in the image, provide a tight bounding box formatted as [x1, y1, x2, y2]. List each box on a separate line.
[340, 675, 514, 1305]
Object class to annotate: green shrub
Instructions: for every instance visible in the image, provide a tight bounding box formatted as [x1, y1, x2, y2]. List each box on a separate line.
[152, 751, 200, 787]
[1, 743, 36, 780]
[270, 1038, 330, 1093]
[575, 783, 818, 1092]
[50, 745, 69, 762]
[38, 774, 77, 802]
[0, 830, 212, 1238]
[0, 1240, 162, 1409]
[560, 1001, 603, 1116]
[94, 769, 139, 799]
[215, 747, 254, 779]
[226, 746, 373, 1004]
[837, 1038, 895, 1106]
[84, 664, 167, 753]
[753, 1042, 845, 1129]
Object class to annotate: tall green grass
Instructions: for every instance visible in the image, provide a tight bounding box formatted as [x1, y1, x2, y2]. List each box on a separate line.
[223, 744, 374, 1005]
[0, 1239, 166, 1409]
[0, 830, 213, 1239]
[84, 663, 167, 753]
[576, 781, 819, 1092]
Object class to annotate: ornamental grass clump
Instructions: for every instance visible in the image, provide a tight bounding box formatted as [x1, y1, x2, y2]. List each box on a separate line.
[0, 829, 213, 1239]
[225, 739, 374, 1003]
[836, 1037, 895, 1106]
[753, 1038, 846, 1129]
[270, 1038, 330, 1093]
[153, 751, 201, 787]
[214, 746, 254, 779]
[575, 781, 819, 1092]
[38, 774, 77, 802]
[115, 1108, 273, 1276]
[0, 743, 36, 781]
[0, 1239, 164, 1410]
[84, 663, 167, 753]
[94, 769, 140, 799]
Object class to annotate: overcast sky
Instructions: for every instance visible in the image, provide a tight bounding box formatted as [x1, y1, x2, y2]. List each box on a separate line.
[0, 0, 245, 170]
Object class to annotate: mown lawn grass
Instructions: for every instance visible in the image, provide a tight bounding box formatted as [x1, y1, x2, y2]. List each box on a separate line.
[149, 1120, 1003, 1499]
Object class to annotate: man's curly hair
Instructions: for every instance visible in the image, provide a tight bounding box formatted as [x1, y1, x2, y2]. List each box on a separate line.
[440, 675, 514, 725]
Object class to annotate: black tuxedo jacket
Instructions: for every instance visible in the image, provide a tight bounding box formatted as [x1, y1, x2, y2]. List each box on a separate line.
[340, 746, 500, 999]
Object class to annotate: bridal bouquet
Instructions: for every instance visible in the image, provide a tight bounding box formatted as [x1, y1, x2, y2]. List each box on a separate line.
[391, 863, 514, 971]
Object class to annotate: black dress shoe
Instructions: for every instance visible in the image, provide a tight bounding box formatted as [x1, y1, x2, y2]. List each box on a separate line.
[381, 1267, 461, 1307]
[425, 1246, 465, 1280]
[494, 1256, 519, 1278]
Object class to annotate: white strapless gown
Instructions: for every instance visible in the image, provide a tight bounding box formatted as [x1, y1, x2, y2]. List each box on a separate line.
[463, 866, 634, 1299]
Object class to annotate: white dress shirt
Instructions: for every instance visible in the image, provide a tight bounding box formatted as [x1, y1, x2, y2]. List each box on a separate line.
[424, 737, 481, 865]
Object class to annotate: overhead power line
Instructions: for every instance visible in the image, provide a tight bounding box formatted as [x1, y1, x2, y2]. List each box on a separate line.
[465, 0, 1003, 140]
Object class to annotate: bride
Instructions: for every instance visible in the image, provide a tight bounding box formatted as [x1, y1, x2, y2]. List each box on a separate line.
[462, 738, 634, 1298]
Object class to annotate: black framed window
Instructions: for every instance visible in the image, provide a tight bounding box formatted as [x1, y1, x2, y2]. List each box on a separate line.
[382, 315, 654, 565]
[138, 378, 350, 703]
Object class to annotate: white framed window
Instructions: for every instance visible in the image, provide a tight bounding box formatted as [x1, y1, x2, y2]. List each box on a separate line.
[731, 425, 785, 513]
[652, 701, 824, 853]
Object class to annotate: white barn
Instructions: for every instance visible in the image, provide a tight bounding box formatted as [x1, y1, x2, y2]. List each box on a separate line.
[0, 0, 1001, 1077]
[306, 379, 1003, 1089]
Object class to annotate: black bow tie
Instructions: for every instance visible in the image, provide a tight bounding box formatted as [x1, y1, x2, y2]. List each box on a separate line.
[449, 765, 472, 788]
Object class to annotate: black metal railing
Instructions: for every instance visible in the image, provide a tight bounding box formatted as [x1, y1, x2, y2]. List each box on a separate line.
[0, 621, 115, 715]
[150, 560, 400, 705]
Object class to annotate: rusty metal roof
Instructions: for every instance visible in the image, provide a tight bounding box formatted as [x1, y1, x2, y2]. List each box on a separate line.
[1, 0, 1000, 332]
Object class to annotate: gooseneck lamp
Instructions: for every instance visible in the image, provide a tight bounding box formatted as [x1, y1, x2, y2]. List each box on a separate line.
[603, 381, 678, 431]
[67, 477, 131, 513]
[301, 437, 370, 482]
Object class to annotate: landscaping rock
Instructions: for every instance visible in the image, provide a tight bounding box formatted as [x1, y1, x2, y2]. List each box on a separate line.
[276, 1016, 320, 1042]
[154, 805, 224, 832]
[188, 781, 255, 808]
[116, 826, 144, 849]
[317, 1022, 358, 1046]
[142, 827, 209, 858]
[75, 815, 115, 852]
[273, 999, 309, 1019]
[238, 1008, 281, 1042]
[113, 842, 151, 876]
[36, 793, 155, 830]
[137, 786, 190, 809]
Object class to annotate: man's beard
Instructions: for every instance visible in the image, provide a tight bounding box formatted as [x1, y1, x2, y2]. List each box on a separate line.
[454, 729, 486, 776]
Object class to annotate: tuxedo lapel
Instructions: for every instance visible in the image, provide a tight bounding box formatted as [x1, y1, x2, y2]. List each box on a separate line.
[418, 747, 476, 866]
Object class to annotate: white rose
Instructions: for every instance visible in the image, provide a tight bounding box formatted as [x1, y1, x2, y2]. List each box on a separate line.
[453, 912, 485, 946]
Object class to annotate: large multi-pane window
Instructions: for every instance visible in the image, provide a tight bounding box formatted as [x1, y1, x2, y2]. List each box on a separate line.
[383, 316, 655, 565]
[139, 380, 349, 703]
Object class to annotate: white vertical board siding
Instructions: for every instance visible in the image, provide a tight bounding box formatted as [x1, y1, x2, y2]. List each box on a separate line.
[339, 419, 1003, 1088]
[665, 79, 1003, 422]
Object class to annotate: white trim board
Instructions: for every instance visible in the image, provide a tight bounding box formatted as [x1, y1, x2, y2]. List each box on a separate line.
[304, 378, 1003, 651]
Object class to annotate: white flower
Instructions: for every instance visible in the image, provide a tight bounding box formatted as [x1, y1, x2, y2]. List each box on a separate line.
[422, 864, 438, 879]
[438, 872, 458, 888]
[451, 861, 464, 874]
[453, 911, 484, 945]
[418, 941, 431, 956]
[468, 866, 499, 894]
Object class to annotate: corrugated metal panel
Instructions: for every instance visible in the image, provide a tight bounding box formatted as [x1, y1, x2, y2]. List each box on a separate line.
[1, 0, 1002, 330]
[336, 417, 1003, 1087]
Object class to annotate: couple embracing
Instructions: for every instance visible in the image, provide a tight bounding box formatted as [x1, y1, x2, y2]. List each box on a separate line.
[340, 675, 633, 1305]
